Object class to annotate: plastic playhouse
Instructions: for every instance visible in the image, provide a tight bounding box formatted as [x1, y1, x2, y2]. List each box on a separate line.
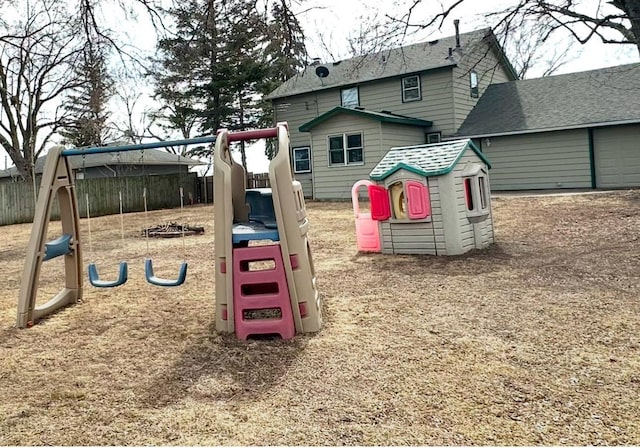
[213, 124, 322, 340]
[352, 139, 494, 256]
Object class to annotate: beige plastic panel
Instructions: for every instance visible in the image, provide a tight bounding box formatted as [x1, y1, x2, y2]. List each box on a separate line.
[17, 146, 83, 328]
[213, 124, 322, 335]
[214, 131, 242, 333]
[268, 125, 322, 333]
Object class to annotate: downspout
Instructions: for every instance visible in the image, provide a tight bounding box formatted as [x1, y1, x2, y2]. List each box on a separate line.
[588, 128, 596, 189]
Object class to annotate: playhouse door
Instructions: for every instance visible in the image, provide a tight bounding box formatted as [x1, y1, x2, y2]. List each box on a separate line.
[351, 180, 382, 252]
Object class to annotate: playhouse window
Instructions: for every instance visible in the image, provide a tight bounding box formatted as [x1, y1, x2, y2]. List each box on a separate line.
[341, 87, 359, 108]
[293, 147, 311, 173]
[464, 178, 474, 210]
[402, 75, 421, 102]
[464, 172, 489, 215]
[328, 133, 363, 166]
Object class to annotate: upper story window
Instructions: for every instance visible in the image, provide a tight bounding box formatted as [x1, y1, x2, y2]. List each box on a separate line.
[328, 133, 364, 166]
[341, 86, 359, 108]
[470, 71, 479, 98]
[402, 75, 421, 102]
[293, 146, 311, 173]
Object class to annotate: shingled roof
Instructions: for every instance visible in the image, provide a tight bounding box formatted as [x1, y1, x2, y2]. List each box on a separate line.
[266, 27, 515, 100]
[299, 106, 433, 132]
[457, 63, 640, 137]
[0, 149, 203, 178]
[369, 139, 490, 181]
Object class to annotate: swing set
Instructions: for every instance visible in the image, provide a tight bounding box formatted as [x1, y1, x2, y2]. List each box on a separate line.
[16, 136, 215, 328]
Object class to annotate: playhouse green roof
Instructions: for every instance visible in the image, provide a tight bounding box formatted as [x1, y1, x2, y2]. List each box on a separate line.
[369, 139, 490, 180]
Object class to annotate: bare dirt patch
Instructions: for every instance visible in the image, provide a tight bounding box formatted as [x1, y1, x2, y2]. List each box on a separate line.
[1, 191, 639, 445]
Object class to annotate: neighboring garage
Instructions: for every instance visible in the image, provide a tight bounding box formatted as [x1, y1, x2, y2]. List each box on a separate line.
[456, 63, 640, 191]
[593, 124, 640, 188]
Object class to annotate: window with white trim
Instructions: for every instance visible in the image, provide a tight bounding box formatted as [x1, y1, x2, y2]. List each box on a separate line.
[328, 133, 363, 166]
[402, 75, 421, 102]
[470, 71, 479, 98]
[427, 132, 441, 144]
[293, 146, 311, 173]
[341, 87, 359, 108]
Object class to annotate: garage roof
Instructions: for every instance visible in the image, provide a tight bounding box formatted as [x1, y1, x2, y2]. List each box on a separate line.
[457, 63, 640, 138]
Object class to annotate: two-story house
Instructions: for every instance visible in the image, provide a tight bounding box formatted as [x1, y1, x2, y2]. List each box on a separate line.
[265, 27, 518, 199]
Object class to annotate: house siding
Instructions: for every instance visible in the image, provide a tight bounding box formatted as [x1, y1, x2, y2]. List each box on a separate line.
[310, 115, 386, 200]
[452, 45, 513, 132]
[380, 123, 427, 158]
[593, 124, 640, 188]
[275, 91, 339, 197]
[480, 129, 591, 190]
[359, 68, 455, 135]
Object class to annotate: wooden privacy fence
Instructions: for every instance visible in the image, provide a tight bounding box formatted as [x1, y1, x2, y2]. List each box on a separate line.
[0, 173, 198, 226]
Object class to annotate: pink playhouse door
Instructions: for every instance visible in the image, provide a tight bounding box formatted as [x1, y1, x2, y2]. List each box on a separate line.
[351, 180, 382, 252]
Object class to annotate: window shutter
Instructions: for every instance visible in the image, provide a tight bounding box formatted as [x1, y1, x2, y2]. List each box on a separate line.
[405, 181, 430, 219]
[368, 185, 391, 221]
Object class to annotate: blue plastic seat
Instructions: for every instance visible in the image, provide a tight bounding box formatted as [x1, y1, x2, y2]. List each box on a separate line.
[144, 258, 187, 287]
[88, 261, 128, 288]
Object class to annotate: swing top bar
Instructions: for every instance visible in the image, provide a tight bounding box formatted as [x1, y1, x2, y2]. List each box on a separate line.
[60, 127, 279, 157]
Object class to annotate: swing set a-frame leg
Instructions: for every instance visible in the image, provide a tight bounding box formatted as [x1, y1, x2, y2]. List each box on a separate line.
[17, 146, 83, 328]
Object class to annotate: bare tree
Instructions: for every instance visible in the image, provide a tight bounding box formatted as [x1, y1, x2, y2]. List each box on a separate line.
[391, 0, 640, 58]
[0, 0, 167, 180]
[0, 1, 85, 180]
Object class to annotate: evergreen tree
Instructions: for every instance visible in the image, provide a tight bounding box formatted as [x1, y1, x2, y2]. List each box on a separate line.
[60, 43, 114, 148]
[151, 0, 307, 165]
[259, 0, 308, 160]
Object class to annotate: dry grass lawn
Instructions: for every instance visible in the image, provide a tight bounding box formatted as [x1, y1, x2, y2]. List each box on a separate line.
[1, 190, 639, 445]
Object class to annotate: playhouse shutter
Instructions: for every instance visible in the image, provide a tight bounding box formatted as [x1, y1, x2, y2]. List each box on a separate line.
[405, 181, 430, 219]
[368, 185, 391, 221]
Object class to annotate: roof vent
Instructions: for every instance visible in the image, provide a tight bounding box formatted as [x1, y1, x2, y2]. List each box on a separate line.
[311, 57, 322, 66]
[454, 19, 461, 48]
[428, 39, 439, 45]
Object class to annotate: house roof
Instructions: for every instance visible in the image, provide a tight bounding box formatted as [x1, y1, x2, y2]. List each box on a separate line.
[267, 27, 516, 100]
[299, 106, 433, 132]
[369, 139, 490, 180]
[457, 63, 640, 137]
[0, 148, 203, 178]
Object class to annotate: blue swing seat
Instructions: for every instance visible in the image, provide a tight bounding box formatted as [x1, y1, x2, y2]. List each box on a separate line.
[144, 258, 188, 287]
[88, 261, 128, 288]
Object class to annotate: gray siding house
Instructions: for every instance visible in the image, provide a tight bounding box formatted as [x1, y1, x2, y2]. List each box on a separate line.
[266, 27, 517, 199]
[456, 63, 640, 190]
